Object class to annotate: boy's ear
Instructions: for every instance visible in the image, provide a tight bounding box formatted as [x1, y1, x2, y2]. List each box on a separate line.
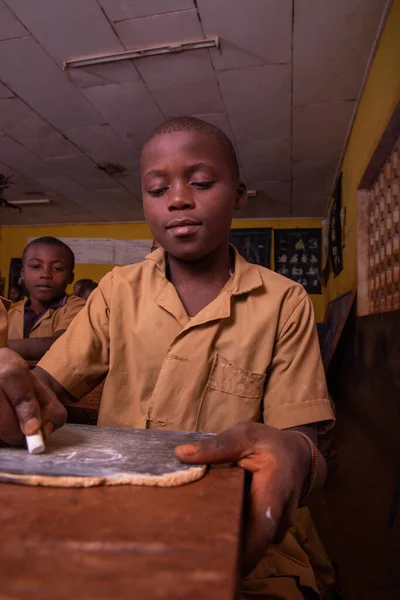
[235, 181, 247, 210]
[68, 271, 75, 286]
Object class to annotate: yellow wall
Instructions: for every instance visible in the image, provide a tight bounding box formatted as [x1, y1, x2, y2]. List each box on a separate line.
[326, 0, 400, 302]
[0, 222, 151, 297]
[0, 218, 325, 320]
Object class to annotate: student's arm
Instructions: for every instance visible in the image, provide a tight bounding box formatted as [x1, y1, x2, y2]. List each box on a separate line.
[176, 287, 334, 575]
[8, 330, 66, 361]
[33, 364, 76, 405]
[0, 275, 112, 447]
[175, 421, 325, 575]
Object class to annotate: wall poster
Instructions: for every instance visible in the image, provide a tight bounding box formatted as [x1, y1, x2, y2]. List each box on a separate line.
[274, 228, 322, 294]
[230, 228, 272, 268]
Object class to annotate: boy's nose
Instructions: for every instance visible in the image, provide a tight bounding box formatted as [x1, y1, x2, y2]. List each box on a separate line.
[40, 269, 52, 279]
[167, 188, 195, 211]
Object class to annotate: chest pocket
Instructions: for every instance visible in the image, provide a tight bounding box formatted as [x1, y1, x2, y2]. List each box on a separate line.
[197, 353, 266, 432]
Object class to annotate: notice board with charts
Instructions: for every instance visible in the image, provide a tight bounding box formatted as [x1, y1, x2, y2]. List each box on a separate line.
[230, 228, 272, 268]
[274, 229, 322, 294]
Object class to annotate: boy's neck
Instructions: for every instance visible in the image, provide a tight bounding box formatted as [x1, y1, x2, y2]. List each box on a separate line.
[166, 243, 233, 316]
[28, 295, 64, 315]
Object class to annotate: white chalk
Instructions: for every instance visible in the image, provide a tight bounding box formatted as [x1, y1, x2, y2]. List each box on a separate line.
[26, 432, 45, 455]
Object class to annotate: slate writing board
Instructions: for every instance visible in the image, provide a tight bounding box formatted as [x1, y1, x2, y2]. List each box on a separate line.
[0, 424, 213, 487]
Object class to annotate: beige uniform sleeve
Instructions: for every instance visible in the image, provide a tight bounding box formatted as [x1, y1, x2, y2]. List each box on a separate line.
[53, 296, 86, 333]
[0, 297, 10, 347]
[38, 274, 112, 398]
[263, 289, 334, 430]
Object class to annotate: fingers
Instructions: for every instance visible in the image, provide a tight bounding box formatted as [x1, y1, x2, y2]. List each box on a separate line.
[33, 377, 67, 439]
[0, 349, 66, 446]
[175, 423, 253, 465]
[0, 350, 42, 436]
[0, 388, 25, 446]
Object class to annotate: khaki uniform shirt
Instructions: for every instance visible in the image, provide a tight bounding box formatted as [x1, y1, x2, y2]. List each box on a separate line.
[38, 248, 335, 598]
[0, 297, 10, 347]
[8, 295, 85, 340]
[39, 248, 333, 432]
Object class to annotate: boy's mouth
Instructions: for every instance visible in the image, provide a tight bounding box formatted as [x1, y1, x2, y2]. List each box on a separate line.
[166, 218, 202, 237]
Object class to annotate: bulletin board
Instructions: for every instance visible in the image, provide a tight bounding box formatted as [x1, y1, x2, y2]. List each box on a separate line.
[230, 228, 272, 268]
[274, 228, 322, 294]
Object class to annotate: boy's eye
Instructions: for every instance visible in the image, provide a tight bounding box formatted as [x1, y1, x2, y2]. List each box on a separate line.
[191, 181, 215, 190]
[148, 187, 168, 197]
[29, 264, 40, 269]
[53, 267, 64, 272]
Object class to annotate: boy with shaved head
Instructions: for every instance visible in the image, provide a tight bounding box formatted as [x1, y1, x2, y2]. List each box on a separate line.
[0, 118, 334, 599]
[7, 236, 85, 360]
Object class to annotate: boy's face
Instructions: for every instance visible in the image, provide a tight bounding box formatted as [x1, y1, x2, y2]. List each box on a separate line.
[141, 131, 246, 260]
[22, 244, 73, 303]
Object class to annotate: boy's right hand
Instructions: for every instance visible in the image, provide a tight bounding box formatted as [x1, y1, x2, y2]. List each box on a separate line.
[0, 348, 67, 446]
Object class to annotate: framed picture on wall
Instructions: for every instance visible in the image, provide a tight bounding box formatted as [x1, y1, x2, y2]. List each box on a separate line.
[230, 228, 272, 268]
[274, 228, 322, 294]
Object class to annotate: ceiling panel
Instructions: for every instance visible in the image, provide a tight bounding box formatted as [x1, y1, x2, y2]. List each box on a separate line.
[46, 154, 98, 174]
[67, 62, 140, 90]
[82, 81, 164, 149]
[137, 50, 223, 116]
[293, 160, 337, 194]
[218, 64, 291, 143]
[0, 205, 75, 225]
[235, 180, 292, 219]
[0, 0, 387, 225]
[0, 37, 104, 131]
[294, 0, 386, 106]
[0, 82, 14, 99]
[35, 173, 117, 219]
[111, 172, 142, 198]
[98, 0, 195, 23]
[197, 0, 291, 70]
[0, 1, 28, 41]
[65, 124, 139, 171]
[292, 159, 337, 217]
[5, 0, 122, 65]
[293, 101, 354, 162]
[0, 132, 58, 179]
[252, 181, 292, 211]
[0, 97, 83, 160]
[192, 112, 234, 139]
[238, 139, 291, 181]
[114, 9, 203, 49]
[0, 163, 50, 202]
[292, 188, 330, 218]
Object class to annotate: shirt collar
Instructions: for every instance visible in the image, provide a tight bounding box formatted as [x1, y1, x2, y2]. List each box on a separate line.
[146, 245, 263, 297]
[24, 294, 67, 313]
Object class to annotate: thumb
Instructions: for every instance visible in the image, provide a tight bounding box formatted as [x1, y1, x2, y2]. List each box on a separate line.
[175, 425, 249, 464]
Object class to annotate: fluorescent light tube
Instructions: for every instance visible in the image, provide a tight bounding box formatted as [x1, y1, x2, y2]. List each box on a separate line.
[64, 37, 219, 69]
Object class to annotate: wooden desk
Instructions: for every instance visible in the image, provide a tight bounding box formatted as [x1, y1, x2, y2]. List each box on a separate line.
[0, 467, 245, 599]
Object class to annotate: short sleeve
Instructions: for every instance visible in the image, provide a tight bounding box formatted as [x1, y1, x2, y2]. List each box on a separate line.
[38, 274, 112, 398]
[53, 296, 86, 333]
[263, 291, 334, 430]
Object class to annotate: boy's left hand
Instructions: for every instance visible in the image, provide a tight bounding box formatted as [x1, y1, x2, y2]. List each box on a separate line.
[174, 422, 315, 575]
